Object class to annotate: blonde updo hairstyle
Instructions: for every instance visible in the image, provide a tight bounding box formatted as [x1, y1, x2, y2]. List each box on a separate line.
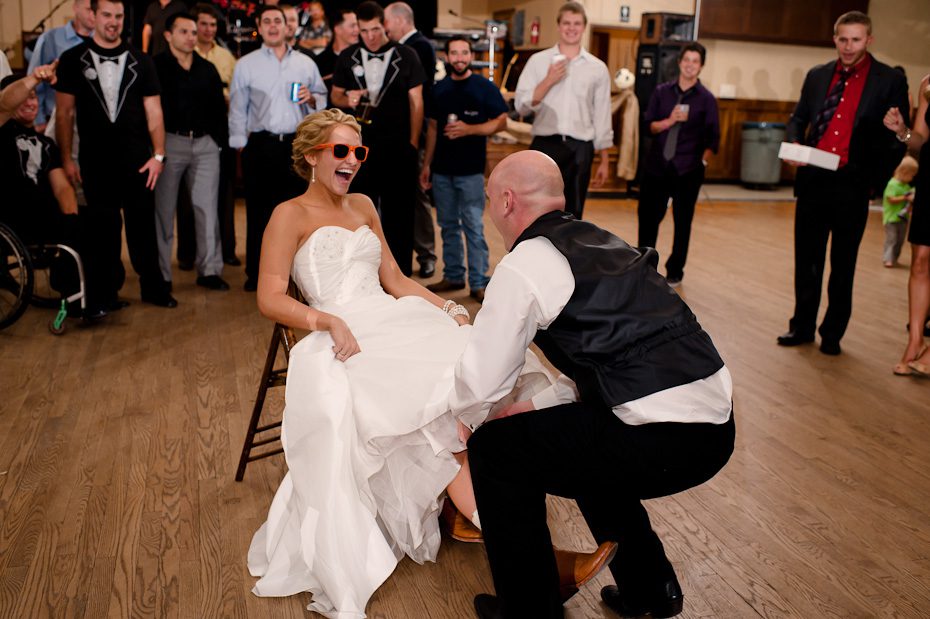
[292, 109, 362, 181]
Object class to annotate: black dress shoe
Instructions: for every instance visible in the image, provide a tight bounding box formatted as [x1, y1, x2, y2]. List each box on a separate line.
[106, 299, 131, 311]
[79, 306, 108, 321]
[141, 292, 178, 308]
[223, 256, 242, 267]
[776, 331, 815, 346]
[426, 279, 465, 293]
[473, 594, 505, 619]
[418, 263, 436, 278]
[601, 578, 684, 618]
[819, 339, 842, 355]
[197, 275, 231, 291]
[243, 278, 258, 292]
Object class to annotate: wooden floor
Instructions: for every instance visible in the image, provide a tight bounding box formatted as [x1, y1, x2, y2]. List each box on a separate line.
[1, 197, 928, 618]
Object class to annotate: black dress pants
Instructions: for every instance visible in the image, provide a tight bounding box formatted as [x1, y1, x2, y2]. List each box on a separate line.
[637, 165, 704, 281]
[350, 140, 418, 275]
[789, 166, 870, 343]
[468, 402, 735, 618]
[80, 158, 168, 308]
[530, 135, 594, 219]
[242, 133, 307, 282]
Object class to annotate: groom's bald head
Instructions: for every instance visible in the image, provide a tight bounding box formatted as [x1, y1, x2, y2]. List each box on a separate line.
[486, 151, 566, 249]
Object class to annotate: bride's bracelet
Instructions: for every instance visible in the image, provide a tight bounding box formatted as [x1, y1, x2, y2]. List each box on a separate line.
[442, 299, 470, 321]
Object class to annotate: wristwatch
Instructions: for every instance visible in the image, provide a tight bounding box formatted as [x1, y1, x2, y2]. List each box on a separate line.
[896, 129, 912, 143]
[154, 153, 166, 163]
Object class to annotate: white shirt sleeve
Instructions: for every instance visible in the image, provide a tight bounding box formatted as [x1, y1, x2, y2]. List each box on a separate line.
[450, 238, 575, 428]
[514, 52, 546, 116]
[227, 60, 249, 148]
[592, 63, 615, 151]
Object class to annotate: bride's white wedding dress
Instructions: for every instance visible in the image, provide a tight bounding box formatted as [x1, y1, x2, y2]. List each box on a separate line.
[247, 225, 551, 618]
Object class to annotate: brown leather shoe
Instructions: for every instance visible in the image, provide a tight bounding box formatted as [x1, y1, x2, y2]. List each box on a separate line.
[555, 541, 618, 602]
[427, 279, 466, 293]
[440, 500, 483, 543]
[469, 288, 485, 303]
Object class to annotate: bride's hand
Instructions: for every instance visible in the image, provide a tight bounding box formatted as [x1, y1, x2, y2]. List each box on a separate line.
[457, 420, 472, 444]
[319, 313, 361, 362]
[454, 314, 469, 326]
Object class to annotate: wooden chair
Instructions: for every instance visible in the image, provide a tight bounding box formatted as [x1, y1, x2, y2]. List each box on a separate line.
[235, 283, 302, 481]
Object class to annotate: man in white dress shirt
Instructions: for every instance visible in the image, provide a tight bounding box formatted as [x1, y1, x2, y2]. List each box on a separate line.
[514, 1, 613, 219]
[450, 150, 735, 618]
[228, 4, 326, 290]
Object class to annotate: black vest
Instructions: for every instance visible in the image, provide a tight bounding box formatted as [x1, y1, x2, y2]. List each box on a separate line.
[514, 211, 724, 407]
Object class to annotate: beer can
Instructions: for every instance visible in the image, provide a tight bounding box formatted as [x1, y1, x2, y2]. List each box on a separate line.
[289, 82, 301, 102]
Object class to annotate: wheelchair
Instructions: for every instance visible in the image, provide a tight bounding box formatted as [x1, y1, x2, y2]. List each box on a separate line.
[0, 221, 87, 334]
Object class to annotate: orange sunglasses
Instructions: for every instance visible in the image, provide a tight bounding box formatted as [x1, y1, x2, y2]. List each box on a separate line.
[312, 143, 369, 162]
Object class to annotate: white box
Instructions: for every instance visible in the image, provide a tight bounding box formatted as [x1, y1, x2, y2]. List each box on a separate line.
[778, 142, 840, 171]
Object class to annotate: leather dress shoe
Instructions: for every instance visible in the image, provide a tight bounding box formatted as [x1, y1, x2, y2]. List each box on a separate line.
[418, 263, 436, 278]
[601, 576, 684, 618]
[474, 594, 504, 619]
[426, 279, 465, 293]
[819, 339, 841, 355]
[106, 299, 130, 311]
[243, 279, 258, 292]
[141, 292, 178, 308]
[776, 331, 814, 346]
[556, 541, 618, 601]
[197, 275, 231, 291]
[469, 288, 485, 303]
[223, 256, 242, 267]
[440, 500, 483, 543]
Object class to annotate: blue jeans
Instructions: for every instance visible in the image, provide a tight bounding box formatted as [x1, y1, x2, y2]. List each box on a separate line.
[431, 173, 490, 289]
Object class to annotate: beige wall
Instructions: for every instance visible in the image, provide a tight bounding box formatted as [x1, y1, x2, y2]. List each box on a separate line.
[2, 0, 74, 68]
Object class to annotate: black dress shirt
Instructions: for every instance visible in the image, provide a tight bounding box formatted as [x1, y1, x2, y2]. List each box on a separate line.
[153, 51, 228, 148]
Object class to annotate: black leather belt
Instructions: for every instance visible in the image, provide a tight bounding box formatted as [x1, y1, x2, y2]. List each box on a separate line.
[170, 129, 208, 138]
[252, 130, 296, 142]
[538, 134, 589, 143]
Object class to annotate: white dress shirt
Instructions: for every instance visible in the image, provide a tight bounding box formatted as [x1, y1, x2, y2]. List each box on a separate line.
[450, 236, 733, 430]
[228, 44, 327, 148]
[514, 45, 614, 151]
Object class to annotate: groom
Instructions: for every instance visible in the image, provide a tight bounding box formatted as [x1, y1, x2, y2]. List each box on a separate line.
[449, 150, 736, 618]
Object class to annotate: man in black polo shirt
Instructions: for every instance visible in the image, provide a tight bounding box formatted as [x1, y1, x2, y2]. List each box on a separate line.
[331, 1, 424, 275]
[55, 0, 175, 312]
[154, 12, 229, 291]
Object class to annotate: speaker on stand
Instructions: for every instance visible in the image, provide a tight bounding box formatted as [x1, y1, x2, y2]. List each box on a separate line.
[630, 12, 695, 195]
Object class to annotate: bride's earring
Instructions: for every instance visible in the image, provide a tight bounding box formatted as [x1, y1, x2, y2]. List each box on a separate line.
[310, 166, 316, 183]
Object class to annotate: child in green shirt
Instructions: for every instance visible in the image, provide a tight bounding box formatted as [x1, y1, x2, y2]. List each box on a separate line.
[883, 156, 918, 267]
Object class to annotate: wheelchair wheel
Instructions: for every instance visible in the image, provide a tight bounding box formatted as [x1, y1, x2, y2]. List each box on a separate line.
[0, 222, 34, 329]
[29, 251, 61, 309]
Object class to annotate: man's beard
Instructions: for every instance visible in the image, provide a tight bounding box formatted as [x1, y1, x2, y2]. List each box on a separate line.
[450, 64, 469, 76]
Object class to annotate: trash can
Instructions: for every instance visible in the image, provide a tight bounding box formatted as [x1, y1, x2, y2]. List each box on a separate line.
[741, 121, 787, 186]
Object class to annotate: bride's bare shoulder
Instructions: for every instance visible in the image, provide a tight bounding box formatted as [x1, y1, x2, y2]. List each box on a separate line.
[344, 192, 378, 222]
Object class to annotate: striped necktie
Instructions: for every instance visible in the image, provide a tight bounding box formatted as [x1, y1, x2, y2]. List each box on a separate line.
[808, 66, 852, 147]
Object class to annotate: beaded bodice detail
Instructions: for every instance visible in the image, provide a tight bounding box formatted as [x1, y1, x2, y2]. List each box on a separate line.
[291, 225, 384, 308]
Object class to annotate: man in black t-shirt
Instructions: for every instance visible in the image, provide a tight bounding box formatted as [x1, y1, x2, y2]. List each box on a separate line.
[420, 36, 508, 302]
[0, 69, 95, 317]
[331, 1, 424, 276]
[55, 0, 175, 312]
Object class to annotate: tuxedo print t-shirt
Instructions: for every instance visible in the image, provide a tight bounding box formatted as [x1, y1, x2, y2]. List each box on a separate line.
[0, 120, 63, 242]
[55, 39, 161, 164]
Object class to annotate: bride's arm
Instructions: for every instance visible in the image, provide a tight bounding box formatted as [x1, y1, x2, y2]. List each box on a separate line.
[360, 199, 469, 325]
[257, 203, 361, 358]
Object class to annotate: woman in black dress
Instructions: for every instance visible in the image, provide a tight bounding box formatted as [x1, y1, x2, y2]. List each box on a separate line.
[885, 74, 930, 376]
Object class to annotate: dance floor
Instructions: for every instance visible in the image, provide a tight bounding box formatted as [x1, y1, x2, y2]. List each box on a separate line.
[1, 196, 927, 618]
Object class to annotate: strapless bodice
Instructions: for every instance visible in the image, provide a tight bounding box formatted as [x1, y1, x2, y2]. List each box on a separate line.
[291, 225, 385, 308]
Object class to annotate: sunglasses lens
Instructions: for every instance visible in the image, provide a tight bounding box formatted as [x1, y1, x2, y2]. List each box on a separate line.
[355, 146, 369, 162]
[333, 144, 349, 159]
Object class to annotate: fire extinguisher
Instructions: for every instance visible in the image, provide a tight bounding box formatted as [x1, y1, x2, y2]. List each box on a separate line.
[530, 17, 540, 45]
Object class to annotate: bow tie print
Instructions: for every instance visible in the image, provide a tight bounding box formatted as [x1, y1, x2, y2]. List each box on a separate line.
[98, 56, 119, 64]
[366, 52, 386, 61]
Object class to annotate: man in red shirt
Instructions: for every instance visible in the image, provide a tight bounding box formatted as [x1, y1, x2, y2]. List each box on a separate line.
[778, 10, 908, 355]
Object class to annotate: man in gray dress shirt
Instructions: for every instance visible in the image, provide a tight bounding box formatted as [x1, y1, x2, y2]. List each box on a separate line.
[228, 4, 326, 291]
[514, 1, 613, 219]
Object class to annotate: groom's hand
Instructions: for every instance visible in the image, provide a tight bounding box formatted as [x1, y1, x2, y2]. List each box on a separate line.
[497, 400, 535, 418]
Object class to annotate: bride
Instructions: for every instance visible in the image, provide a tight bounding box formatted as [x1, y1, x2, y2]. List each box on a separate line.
[248, 110, 612, 618]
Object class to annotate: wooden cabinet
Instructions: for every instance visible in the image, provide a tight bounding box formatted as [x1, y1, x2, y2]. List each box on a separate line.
[699, 0, 869, 47]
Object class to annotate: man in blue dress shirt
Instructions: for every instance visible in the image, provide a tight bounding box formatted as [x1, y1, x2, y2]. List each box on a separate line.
[228, 4, 326, 291]
[27, 0, 96, 132]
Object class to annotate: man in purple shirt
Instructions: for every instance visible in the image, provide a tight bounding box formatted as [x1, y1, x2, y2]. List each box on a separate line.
[638, 42, 719, 287]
